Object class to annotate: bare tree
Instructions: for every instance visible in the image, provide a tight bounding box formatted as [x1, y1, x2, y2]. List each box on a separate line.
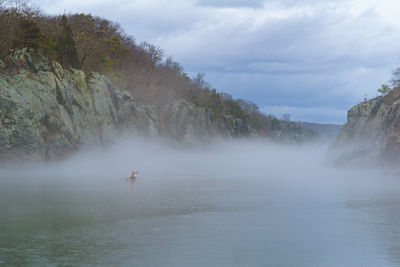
[0, 0, 6, 9]
[220, 92, 232, 101]
[0, 0, 41, 56]
[237, 99, 258, 114]
[282, 113, 290, 122]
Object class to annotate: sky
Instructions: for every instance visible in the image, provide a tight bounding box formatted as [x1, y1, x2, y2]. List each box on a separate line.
[35, 0, 400, 123]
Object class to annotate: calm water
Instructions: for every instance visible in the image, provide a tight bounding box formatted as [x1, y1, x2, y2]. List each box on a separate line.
[1, 141, 400, 266]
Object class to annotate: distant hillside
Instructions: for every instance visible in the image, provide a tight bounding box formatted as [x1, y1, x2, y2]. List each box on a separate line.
[300, 122, 342, 140]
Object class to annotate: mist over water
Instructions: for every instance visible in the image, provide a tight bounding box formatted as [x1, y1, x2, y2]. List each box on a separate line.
[1, 139, 400, 266]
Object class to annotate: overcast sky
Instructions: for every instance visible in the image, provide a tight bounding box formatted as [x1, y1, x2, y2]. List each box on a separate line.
[35, 0, 400, 123]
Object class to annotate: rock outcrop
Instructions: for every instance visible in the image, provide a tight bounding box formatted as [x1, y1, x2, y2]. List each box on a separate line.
[0, 49, 252, 161]
[328, 87, 400, 167]
[0, 49, 158, 161]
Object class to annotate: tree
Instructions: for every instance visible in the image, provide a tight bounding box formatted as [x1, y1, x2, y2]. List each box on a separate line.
[390, 67, 400, 88]
[56, 15, 80, 68]
[237, 99, 258, 114]
[271, 118, 281, 131]
[282, 113, 290, 122]
[0, 0, 6, 10]
[192, 73, 209, 89]
[377, 83, 390, 95]
[12, 17, 41, 50]
[224, 99, 247, 120]
[220, 92, 232, 101]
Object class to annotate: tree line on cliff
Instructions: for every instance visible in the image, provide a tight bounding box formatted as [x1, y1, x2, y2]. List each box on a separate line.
[0, 0, 313, 139]
[377, 68, 400, 95]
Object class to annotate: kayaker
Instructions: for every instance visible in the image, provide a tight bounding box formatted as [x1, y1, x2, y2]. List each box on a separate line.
[128, 171, 138, 179]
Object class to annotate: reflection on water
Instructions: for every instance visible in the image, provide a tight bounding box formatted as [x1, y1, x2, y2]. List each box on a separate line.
[128, 177, 137, 191]
[346, 197, 400, 266]
[0, 141, 399, 266]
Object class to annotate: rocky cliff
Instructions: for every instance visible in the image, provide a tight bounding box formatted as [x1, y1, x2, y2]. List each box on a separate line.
[0, 50, 316, 161]
[328, 87, 400, 167]
[0, 50, 260, 161]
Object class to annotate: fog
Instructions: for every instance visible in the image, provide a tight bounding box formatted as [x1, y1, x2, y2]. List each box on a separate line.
[0, 138, 389, 198]
[1, 139, 400, 266]
[0, 138, 346, 181]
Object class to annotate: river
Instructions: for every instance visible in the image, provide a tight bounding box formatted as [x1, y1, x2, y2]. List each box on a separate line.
[0, 140, 399, 266]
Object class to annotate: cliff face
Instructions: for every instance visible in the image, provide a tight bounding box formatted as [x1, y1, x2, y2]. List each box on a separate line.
[0, 50, 315, 161]
[328, 87, 400, 166]
[0, 50, 255, 161]
[0, 50, 154, 160]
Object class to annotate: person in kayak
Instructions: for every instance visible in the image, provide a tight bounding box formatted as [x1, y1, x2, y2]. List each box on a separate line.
[128, 171, 138, 179]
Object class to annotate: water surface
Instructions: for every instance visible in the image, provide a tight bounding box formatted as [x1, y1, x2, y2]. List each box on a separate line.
[0, 141, 399, 266]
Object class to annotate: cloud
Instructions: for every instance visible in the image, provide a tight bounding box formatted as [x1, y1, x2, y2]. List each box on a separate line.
[195, 0, 264, 8]
[35, 0, 400, 123]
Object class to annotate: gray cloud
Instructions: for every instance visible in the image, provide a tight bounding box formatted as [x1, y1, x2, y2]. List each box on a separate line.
[195, 0, 264, 8]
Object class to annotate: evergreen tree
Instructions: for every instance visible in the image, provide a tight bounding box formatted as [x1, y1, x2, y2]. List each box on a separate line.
[271, 118, 281, 131]
[377, 84, 390, 95]
[56, 15, 80, 69]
